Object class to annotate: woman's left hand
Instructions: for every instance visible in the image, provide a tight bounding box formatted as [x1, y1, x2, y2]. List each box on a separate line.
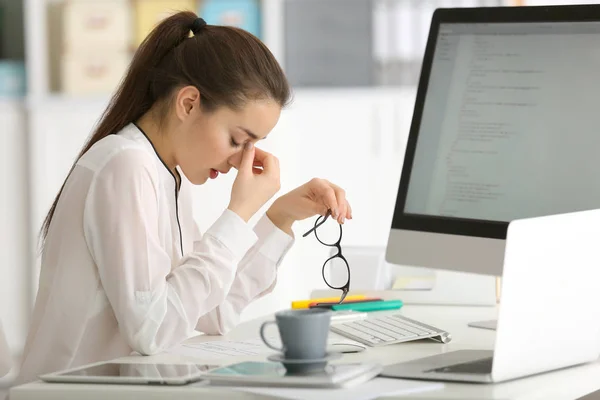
[266, 178, 352, 235]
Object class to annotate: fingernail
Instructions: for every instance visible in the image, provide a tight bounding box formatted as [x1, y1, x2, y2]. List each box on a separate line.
[245, 142, 253, 150]
[333, 209, 339, 218]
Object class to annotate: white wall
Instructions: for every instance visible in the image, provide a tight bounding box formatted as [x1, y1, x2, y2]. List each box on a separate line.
[0, 101, 29, 357]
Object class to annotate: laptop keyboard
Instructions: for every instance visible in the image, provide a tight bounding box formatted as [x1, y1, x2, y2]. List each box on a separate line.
[428, 357, 494, 374]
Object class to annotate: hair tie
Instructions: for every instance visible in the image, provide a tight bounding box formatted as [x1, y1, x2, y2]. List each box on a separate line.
[191, 18, 207, 35]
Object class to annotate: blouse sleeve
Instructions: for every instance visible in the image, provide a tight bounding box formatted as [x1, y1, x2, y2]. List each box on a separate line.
[83, 149, 258, 355]
[195, 214, 294, 335]
[0, 320, 11, 377]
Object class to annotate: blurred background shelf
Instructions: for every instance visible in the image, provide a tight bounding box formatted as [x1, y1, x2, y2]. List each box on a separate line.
[28, 0, 516, 100]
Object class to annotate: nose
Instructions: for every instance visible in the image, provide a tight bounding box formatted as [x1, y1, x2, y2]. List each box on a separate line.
[228, 151, 243, 170]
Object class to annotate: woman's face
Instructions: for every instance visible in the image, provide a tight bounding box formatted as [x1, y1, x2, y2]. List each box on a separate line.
[172, 87, 281, 185]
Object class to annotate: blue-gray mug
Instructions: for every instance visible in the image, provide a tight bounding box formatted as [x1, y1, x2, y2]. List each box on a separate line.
[259, 308, 332, 360]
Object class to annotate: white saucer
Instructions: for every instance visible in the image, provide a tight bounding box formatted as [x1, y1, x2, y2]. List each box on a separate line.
[267, 352, 343, 374]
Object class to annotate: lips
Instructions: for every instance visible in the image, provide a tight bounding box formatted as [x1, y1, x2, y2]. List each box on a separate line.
[210, 169, 218, 179]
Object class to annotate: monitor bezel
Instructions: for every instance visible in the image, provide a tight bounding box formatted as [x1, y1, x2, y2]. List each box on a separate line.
[391, 4, 600, 240]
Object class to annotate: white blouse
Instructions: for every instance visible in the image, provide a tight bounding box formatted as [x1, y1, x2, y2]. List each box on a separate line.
[0, 321, 11, 377]
[15, 123, 294, 385]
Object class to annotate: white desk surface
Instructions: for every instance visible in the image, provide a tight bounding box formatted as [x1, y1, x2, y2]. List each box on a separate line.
[9, 305, 600, 400]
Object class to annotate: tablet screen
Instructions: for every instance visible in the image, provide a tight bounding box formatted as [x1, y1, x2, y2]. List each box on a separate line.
[208, 362, 285, 377]
[208, 361, 347, 378]
[61, 363, 217, 379]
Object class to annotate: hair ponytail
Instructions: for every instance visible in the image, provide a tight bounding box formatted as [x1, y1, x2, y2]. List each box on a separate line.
[90, 11, 198, 142]
[40, 10, 290, 243]
[40, 12, 198, 243]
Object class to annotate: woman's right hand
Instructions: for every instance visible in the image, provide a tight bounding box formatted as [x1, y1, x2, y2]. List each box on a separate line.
[228, 143, 281, 222]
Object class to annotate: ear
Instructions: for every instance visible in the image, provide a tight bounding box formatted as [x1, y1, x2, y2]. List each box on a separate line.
[174, 86, 201, 122]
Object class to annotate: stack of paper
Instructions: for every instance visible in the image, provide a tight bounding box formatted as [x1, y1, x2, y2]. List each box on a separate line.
[230, 377, 444, 400]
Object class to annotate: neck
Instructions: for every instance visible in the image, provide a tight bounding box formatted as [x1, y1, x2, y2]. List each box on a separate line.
[136, 112, 178, 175]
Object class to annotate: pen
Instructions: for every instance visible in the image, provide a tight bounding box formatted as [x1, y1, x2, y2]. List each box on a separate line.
[291, 295, 367, 309]
[331, 299, 403, 312]
[309, 298, 383, 309]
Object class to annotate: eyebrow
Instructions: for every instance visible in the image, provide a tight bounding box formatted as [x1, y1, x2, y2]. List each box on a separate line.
[239, 127, 266, 140]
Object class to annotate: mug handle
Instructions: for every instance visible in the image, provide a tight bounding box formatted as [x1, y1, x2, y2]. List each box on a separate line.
[259, 321, 284, 352]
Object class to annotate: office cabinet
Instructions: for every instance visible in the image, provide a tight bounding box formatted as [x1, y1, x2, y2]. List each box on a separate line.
[283, 0, 374, 87]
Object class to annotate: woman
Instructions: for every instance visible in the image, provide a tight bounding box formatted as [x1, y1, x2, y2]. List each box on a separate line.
[15, 12, 351, 384]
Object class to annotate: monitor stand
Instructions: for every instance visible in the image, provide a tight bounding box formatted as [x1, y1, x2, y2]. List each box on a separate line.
[467, 277, 502, 331]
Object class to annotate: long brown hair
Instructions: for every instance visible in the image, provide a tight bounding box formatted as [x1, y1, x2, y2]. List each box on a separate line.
[40, 11, 291, 243]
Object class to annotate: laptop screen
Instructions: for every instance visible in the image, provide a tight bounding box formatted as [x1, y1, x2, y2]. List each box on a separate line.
[403, 20, 600, 223]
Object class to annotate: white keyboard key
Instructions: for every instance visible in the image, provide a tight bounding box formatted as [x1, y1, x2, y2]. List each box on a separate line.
[367, 319, 415, 339]
[335, 324, 382, 344]
[353, 321, 397, 342]
[377, 318, 419, 337]
[391, 315, 436, 334]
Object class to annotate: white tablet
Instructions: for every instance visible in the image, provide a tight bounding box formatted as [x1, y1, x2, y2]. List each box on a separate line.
[39, 361, 219, 385]
[202, 361, 383, 389]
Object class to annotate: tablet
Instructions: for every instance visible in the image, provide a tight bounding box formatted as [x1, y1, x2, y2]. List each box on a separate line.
[39, 361, 219, 385]
[202, 361, 382, 389]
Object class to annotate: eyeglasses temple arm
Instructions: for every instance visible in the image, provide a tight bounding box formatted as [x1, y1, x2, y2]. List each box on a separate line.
[301, 211, 331, 237]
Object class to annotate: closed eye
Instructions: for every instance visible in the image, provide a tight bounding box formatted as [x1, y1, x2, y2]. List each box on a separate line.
[230, 137, 242, 148]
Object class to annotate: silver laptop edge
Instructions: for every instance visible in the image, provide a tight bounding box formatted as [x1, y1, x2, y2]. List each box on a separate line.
[382, 208, 600, 383]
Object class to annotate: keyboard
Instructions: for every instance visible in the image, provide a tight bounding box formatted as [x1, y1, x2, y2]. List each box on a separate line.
[330, 313, 452, 347]
[427, 357, 493, 374]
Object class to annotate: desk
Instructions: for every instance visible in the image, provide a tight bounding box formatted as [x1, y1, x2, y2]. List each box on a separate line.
[9, 305, 600, 400]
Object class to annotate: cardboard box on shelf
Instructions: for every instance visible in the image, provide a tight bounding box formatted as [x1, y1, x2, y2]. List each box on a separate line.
[63, 0, 132, 52]
[133, 0, 198, 46]
[61, 51, 131, 95]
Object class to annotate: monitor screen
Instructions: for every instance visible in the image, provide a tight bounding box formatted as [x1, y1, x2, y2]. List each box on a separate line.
[404, 21, 600, 223]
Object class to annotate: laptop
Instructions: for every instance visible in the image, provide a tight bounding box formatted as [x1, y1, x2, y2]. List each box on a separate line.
[381, 207, 600, 383]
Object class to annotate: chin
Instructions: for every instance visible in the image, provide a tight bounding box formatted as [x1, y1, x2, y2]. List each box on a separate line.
[190, 175, 209, 185]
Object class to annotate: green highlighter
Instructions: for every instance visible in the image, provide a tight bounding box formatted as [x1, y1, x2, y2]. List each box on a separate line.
[331, 299, 403, 312]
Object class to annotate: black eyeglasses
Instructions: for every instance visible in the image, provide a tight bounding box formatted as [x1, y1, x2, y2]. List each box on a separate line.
[302, 210, 350, 304]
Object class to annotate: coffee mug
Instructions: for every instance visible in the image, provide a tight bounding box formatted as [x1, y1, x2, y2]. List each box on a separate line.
[259, 308, 332, 360]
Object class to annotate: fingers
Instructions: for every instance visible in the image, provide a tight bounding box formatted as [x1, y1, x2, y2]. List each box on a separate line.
[346, 200, 353, 219]
[324, 180, 347, 224]
[252, 147, 271, 162]
[229, 146, 266, 171]
[310, 178, 351, 224]
[312, 200, 329, 217]
[239, 142, 255, 175]
[299, 197, 328, 217]
[260, 150, 280, 179]
[315, 180, 339, 219]
[333, 186, 346, 224]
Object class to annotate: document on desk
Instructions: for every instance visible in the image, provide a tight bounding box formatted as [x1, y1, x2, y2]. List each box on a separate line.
[231, 377, 444, 400]
[167, 338, 274, 361]
[167, 332, 364, 361]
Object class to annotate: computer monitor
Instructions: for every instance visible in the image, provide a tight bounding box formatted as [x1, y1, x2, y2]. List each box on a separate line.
[386, 5, 600, 277]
